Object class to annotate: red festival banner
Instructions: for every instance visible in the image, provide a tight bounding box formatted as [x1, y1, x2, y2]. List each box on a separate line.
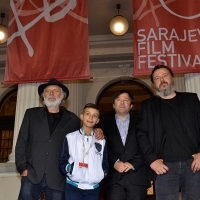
[4, 0, 90, 84]
[133, 0, 200, 75]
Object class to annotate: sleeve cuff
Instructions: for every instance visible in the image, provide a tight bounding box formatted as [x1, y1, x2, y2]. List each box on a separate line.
[66, 164, 71, 173]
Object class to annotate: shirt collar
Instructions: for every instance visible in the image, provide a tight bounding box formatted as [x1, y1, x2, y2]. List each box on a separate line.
[115, 113, 130, 122]
[79, 128, 94, 136]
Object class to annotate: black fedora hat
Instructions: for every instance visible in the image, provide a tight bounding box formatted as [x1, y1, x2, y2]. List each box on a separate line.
[38, 78, 69, 99]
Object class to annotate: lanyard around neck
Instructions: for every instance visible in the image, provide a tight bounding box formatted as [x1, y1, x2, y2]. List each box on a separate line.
[80, 128, 94, 162]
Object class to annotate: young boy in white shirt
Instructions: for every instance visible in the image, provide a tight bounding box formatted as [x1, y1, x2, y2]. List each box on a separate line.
[59, 103, 108, 200]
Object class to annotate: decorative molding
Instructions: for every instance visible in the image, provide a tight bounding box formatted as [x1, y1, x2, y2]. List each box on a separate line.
[118, 64, 130, 75]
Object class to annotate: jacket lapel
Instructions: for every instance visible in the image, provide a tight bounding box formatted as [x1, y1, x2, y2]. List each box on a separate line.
[111, 117, 124, 145]
[151, 96, 164, 125]
[125, 115, 136, 146]
[149, 96, 167, 143]
[38, 107, 49, 133]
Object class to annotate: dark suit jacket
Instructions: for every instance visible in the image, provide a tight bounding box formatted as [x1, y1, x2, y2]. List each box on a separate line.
[15, 106, 80, 191]
[102, 114, 150, 187]
[137, 92, 200, 180]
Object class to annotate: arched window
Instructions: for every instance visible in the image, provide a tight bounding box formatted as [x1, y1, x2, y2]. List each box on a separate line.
[0, 88, 17, 162]
[97, 79, 154, 121]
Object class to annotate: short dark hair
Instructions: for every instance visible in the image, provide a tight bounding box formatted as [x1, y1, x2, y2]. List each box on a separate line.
[150, 65, 174, 83]
[112, 90, 134, 105]
[83, 103, 99, 112]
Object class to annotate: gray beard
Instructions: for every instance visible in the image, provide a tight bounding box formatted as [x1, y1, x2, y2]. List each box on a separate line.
[43, 95, 63, 107]
[155, 83, 175, 97]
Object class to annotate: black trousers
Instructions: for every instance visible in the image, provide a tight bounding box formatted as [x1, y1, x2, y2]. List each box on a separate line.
[106, 175, 147, 200]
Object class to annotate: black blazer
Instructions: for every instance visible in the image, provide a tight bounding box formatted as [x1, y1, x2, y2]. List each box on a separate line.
[102, 114, 150, 186]
[137, 92, 200, 180]
[15, 106, 80, 191]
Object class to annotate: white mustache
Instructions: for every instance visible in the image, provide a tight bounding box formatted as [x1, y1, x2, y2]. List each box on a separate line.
[47, 95, 56, 100]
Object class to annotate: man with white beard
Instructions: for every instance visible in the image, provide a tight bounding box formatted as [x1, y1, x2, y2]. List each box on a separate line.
[15, 78, 103, 200]
[137, 65, 200, 200]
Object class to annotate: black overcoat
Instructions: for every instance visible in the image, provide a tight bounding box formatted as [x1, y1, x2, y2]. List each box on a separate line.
[15, 106, 80, 191]
[137, 92, 200, 180]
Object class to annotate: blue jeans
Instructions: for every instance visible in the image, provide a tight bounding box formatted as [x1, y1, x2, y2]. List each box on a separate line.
[18, 174, 64, 200]
[65, 183, 100, 200]
[155, 159, 200, 200]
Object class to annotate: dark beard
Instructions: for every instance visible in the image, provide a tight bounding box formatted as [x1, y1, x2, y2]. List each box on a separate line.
[155, 83, 175, 97]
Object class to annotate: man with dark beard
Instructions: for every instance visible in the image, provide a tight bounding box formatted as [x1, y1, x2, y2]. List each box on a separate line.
[137, 65, 200, 200]
[15, 78, 103, 200]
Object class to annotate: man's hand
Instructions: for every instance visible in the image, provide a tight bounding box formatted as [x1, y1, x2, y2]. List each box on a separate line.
[123, 162, 134, 172]
[21, 169, 28, 176]
[94, 128, 104, 140]
[150, 159, 169, 175]
[114, 161, 127, 173]
[191, 153, 200, 173]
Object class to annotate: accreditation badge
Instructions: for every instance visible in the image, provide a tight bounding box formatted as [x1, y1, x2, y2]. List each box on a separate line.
[79, 162, 88, 168]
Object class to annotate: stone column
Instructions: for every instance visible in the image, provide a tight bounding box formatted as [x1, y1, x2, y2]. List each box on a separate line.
[184, 73, 200, 98]
[64, 80, 83, 116]
[8, 83, 41, 162]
